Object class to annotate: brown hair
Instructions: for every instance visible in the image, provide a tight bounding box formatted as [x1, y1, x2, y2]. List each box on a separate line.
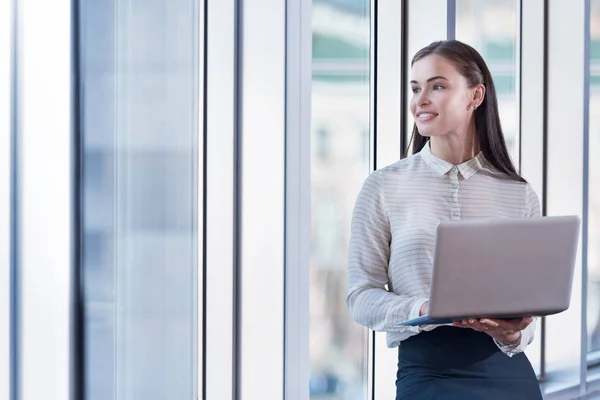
[407, 40, 524, 183]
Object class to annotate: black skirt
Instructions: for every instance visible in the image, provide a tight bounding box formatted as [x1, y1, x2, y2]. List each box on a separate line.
[395, 326, 543, 400]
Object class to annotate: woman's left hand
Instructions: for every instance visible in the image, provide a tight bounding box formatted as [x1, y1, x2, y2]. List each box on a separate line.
[452, 316, 533, 345]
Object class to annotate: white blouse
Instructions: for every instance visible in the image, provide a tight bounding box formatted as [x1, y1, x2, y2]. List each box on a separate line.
[346, 142, 540, 356]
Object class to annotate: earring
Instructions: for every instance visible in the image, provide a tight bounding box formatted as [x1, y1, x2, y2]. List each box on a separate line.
[474, 104, 478, 110]
[466, 105, 471, 111]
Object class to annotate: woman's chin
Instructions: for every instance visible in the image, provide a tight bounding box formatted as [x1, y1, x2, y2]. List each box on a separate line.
[417, 128, 439, 138]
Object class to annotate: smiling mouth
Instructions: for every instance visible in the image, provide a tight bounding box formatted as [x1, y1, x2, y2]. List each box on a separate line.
[417, 112, 438, 121]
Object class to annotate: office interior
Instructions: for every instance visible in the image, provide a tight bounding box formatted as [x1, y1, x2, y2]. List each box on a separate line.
[1, 0, 600, 399]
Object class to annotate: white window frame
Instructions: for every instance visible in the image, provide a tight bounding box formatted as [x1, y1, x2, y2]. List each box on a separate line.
[238, 0, 286, 399]
[205, 0, 236, 399]
[542, 1, 587, 397]
[0, 0, 13, 399]
[15, 0, 73, 399]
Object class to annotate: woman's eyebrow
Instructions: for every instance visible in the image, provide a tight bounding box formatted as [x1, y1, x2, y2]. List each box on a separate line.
[410, 76, 449, 84]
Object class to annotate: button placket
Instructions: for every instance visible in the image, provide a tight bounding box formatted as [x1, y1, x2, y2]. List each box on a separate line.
[449, 167, 460, 220]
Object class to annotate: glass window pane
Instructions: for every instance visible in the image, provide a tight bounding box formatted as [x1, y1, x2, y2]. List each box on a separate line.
[588, 0, 600, 356]
[310, 1, 371, 398]
[80, 1, 199, 398]
[456, 0, 520, 167]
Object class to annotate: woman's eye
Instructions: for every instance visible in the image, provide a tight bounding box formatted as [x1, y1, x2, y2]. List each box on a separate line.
[433, 84, 444, 90]
[412, 87, 421, 94]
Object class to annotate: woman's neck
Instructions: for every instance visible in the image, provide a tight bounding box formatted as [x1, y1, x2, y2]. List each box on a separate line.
[429, 128, 479, 165]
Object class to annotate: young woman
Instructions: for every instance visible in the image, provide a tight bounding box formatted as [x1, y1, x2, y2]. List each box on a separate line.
[346, 40, 543, 400]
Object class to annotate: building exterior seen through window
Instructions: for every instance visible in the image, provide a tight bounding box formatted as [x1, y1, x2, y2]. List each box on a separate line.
[310, 1, 370, 398]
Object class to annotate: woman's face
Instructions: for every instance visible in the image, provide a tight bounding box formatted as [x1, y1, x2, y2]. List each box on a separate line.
[409, 54, 480, 138]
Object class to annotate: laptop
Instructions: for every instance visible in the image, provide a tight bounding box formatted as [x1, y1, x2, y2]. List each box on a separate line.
[397, 215, 581, 326]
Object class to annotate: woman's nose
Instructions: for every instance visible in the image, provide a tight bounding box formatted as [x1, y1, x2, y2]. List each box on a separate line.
[418, 93, 431, 106]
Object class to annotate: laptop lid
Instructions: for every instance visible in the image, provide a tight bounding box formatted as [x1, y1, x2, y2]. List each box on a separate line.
[427, 215, 580, 320]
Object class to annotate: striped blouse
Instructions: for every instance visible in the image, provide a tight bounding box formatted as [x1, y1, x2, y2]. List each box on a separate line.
[346, 141, 540, 356]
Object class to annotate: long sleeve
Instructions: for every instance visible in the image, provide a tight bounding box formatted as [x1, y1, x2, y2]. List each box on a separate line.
[493, 183, 542, 356]
[346, 171, 428, 337]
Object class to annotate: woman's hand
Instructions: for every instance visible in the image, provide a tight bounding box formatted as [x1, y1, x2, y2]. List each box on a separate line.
[452, 317, 533, 345]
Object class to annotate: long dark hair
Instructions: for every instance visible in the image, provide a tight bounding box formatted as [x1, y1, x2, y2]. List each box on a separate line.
[406, 40, 525, 183]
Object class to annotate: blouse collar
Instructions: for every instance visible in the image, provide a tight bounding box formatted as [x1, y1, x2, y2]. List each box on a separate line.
[419, 141, 487, 180]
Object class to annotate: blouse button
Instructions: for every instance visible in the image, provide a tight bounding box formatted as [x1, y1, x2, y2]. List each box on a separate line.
[453, 211, 460, 217]
[452, 183, 458, 189]
[451, 166, 458, 172]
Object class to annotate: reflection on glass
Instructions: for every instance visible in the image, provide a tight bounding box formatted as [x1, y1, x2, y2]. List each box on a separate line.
[587, 0, 600, 355]
[80, 1, 199, 398]
[310, 0, 370, 398]
[456, 0, 520, 166]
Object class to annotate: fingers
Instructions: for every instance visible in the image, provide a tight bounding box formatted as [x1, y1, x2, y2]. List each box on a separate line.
[453, 316, 533, 333]
[481, 317, 533, 331]
[453, 319, 490, 332]
[479, 318, 499, 328]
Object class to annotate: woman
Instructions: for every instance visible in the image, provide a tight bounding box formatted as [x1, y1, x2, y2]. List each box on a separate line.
[346, 40, 543, 400]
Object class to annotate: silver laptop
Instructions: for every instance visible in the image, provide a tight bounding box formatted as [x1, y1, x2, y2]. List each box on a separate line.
[397, 215, 580, 326]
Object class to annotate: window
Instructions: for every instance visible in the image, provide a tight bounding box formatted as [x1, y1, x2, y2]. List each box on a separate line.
[80, 1, 200, 398]
[310, 0, 371, 398]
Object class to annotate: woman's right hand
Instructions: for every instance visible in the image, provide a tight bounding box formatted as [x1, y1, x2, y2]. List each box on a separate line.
[419, 302, 429, 316]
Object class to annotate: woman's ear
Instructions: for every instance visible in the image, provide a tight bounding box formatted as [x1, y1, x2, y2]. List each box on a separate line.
[473, 84, 486, 106]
